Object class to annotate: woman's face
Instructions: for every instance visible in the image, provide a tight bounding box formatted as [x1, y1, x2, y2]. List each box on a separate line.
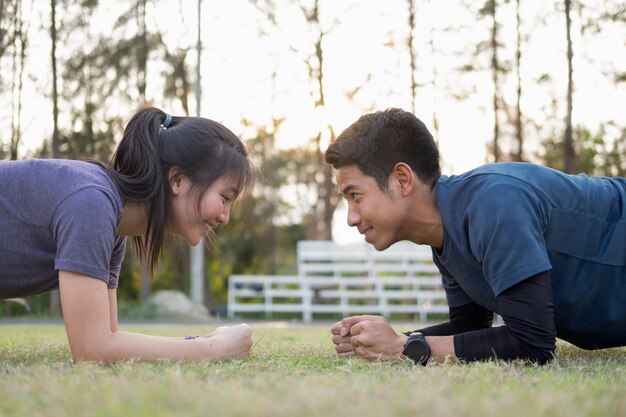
[169, 174, 239, 246]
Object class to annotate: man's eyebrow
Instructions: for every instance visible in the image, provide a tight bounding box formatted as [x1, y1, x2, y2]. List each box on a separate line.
[340, 184, 359, 195]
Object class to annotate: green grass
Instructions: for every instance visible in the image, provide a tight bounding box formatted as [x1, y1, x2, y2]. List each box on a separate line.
[1, 322, 625, 417]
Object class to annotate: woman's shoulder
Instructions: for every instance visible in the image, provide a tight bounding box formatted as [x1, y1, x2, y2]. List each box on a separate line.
[25, 159, 114, 189]
[3, 159, 123, 217]
[54, 161, 123, 213]
[1, 158, 106, 179]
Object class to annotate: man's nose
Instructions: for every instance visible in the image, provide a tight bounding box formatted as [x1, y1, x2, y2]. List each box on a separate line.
[347, 206, 361, 227]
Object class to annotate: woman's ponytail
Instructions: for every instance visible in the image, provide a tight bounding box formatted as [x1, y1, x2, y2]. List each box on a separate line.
[109, 107, 171, 271]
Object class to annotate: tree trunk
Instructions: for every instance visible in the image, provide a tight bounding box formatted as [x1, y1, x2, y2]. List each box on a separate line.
[428, 0, 440, 145]
[310, 0, 335, 240]
[135, 0, 152, 302]
[563, 0, 576, 173]
[0, 0, 20, 89]
[50, 0, 60, 159]
[9, 0, 24, 161]
[490, 0, 500, 163]
[514, 0, 523, 161]
[9, 0, 19, 160]
[137, 0, 147, 103]
[190, 0, 205, 308]
[0, 0, 5, 59]
[49, 0, 61, 316]
[322, 128, 336, 240]
[407, 0, 417, 115]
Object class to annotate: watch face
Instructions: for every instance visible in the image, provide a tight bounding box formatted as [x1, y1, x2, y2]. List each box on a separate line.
[403, 334, 430, 364]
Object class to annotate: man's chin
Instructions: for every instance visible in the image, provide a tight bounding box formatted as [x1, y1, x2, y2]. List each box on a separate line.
[369, 237, 393, 251]
[373, 242, 392, 251]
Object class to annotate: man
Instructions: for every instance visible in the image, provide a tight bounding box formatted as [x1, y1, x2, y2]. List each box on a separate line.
[326, 108, 626, 365]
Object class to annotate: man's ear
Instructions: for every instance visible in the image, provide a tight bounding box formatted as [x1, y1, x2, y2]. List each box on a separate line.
[392, 163, 415, 196]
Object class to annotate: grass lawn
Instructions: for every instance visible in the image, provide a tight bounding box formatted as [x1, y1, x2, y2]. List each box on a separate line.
[1, 320, 625, 417]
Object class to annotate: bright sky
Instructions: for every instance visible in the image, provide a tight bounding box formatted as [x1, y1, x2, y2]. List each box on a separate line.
[9, 0, 626, 243]
[186, 1, 623, 178]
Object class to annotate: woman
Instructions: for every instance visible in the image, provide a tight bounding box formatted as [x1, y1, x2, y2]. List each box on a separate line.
[0, 107, 254, 363]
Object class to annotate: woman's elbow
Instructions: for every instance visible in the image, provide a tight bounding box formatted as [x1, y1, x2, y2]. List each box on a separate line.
[70, 344, 111, 363]
[68, 333, 117, 363]
[70, 349, 105, 363]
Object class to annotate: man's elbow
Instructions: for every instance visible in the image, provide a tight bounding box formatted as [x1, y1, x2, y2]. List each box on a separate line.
[531, 346, 556, 365]
[524, 337, 556, 365]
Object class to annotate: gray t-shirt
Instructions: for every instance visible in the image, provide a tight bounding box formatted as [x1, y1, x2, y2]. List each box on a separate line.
[0, 159, 127, 298]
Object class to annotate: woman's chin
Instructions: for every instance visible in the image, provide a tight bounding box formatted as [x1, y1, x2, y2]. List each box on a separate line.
[182, 234, 203, 247]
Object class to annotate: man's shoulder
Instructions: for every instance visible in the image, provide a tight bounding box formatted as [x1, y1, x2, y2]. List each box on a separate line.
[437, 163, 560, 198]
[435, 163, 554, 226]
[440, 162, 554, 183]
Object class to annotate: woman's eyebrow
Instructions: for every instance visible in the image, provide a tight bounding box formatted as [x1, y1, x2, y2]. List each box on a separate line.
[225, 186, 241, 196]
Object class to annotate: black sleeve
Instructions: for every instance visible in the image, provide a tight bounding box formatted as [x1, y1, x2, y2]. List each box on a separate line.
[453, 271, 556, 364]
[404, 300, 494, 337]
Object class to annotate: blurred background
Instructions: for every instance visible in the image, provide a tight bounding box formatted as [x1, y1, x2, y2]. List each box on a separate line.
[0, 0, 624, 318]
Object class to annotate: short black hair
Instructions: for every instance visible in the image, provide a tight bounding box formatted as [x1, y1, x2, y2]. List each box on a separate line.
[325, 108, 440, 191]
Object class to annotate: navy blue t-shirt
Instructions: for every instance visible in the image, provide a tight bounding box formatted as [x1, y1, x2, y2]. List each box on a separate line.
[0, 159, 127, 298]
[434, 162, 626, 349]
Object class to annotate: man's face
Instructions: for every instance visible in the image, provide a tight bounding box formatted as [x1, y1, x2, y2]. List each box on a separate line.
[336, 164, 405, 251]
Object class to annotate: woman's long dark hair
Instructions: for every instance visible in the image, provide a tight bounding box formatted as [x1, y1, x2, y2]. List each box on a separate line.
[103, 107, 254, 272]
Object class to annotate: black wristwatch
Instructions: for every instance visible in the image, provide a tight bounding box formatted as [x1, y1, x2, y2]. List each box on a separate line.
[402, 332, 431, 366]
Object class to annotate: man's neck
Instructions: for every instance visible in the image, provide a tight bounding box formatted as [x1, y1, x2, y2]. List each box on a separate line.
[405, 183, 444, 249]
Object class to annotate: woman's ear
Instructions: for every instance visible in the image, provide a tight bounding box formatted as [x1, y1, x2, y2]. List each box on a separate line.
[393, 163, 415, 197]
[168, 167, 185, 195]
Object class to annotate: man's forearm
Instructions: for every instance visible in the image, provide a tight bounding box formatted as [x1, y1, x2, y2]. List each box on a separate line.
[405, 301, 494, 337]
[425, 335, 456, 363]
[443, 272, 556, 364]
[452, 324, 553, 364]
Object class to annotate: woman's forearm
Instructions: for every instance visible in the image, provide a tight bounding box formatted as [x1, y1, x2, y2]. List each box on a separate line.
[73, 324, 253, 363]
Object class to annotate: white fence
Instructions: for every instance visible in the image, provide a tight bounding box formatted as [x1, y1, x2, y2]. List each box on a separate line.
[227, 240, 448, 323]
